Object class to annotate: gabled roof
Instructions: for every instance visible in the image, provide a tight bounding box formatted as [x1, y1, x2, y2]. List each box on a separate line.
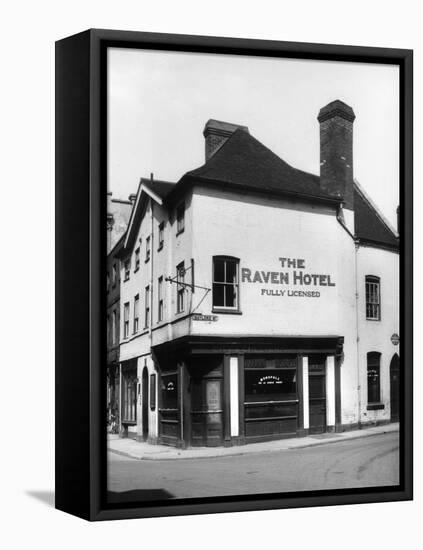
[354, 182, 399, 251]
[140, 178, 175, 200]
[123, 177, 175, 252]
[175, 128, 340, 204]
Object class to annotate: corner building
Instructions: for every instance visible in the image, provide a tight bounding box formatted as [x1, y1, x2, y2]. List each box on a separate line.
[116, 100, 399, 447]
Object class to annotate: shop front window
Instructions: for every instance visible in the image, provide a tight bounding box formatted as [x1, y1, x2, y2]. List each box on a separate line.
[245, 369, 297, 403]
[161, 373, 178, 410]
[244, 356, 298, 426]
[367, 352, 381, 404]
[122, 369, 137, 423]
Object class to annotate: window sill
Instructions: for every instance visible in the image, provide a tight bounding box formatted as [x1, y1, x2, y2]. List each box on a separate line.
[123, 278, 130, 282]
[144, 258, 150, 264]
[176, 229, 185, 237]
[366, 317, 381, 322]
[367, 403, 385, 411]
[157, 243, 163, 252]
[134, 267, 140, 273]
[212, 308, 242, 315]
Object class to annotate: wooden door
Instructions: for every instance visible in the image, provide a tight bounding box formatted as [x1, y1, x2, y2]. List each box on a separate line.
[190, 365, 223, 447]
[309, 372, 326, 434]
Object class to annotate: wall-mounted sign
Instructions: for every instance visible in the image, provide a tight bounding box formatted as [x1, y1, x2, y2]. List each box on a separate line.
[391, 333, 400, 346]
[192, 313, 218, 322]
[241, 256, 336, 298]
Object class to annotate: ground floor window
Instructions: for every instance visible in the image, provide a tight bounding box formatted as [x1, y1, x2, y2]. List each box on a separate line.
[122, 368, 137, 423]
[367, 352, 381, 404]
[161, 372, 178, 410]
[244, 355, 298, 437]
[159, 371, 180, 442]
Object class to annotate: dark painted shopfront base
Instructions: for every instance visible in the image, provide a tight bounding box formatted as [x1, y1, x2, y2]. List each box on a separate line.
[153, 335, 344, 449]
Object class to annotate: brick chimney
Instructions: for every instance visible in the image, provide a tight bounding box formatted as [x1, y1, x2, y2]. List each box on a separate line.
[318, 100, 355, 210]
[203, 119, 249, 161]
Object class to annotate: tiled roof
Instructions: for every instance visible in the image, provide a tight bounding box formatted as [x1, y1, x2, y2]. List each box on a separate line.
[141, 178, 175, 200]
[182, 129, 340, 203]
[354, 185, 398, 250]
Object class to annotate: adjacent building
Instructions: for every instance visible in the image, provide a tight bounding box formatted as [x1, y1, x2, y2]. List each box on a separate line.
[106, 194, 134, 430]
[111, 100, 400, 447]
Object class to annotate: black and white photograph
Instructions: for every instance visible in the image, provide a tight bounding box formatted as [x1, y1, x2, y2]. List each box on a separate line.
[105, 47, 402, 504]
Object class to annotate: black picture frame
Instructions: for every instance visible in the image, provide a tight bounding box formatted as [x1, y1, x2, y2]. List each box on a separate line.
[55, 28, 413, 521]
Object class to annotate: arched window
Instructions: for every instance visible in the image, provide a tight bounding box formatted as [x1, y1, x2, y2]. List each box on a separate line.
[212, 256, 240, 311]
[367, 352, 382, 404]
[365, 275, 381, 320]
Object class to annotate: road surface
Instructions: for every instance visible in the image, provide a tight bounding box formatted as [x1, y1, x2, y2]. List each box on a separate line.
[107, 431, 399, 503]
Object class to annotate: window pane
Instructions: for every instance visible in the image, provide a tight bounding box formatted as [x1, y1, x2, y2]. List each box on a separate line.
[214, 259, 225, 282]
[161, 373, 178, 409]
[225, 283, 236, 307]
[226, 261, 237, 283]
[213, 283, 225, 306]
[245, 369, 297, 402]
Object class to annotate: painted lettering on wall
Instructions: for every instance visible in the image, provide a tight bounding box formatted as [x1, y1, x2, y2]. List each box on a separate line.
[241, 257, 336, 297]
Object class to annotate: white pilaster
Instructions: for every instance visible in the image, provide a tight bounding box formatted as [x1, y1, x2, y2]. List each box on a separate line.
[326, 355, 336, 427]
[229, 357, 239, 437]
[302, 356, 309, 430]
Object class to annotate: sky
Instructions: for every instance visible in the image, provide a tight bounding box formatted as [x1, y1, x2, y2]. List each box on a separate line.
[108, 48, 399, 228]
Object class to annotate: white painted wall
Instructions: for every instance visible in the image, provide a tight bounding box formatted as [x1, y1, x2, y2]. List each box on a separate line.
[356, 245, 400, 424]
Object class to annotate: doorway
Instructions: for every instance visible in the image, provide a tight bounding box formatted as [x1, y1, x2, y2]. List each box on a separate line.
[308, 357, 326, 434]
[189, 358, 223, 447]
[142, 367, 149, 440]
[390, 354, 400, 422]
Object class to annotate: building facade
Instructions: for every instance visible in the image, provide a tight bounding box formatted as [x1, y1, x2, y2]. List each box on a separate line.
[106, 194, 134, 431]
[112, 100, 399, 447]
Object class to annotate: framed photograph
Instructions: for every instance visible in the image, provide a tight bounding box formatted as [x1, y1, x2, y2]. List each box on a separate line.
[55, 29, 413, 521]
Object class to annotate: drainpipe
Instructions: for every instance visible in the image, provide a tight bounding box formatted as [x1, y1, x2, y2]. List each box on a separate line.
[354, 241, 362, 427]
[149, 197, 154, 343]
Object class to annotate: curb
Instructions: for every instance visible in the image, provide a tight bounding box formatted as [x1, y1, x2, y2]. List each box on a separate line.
[108, 425, 399, 462]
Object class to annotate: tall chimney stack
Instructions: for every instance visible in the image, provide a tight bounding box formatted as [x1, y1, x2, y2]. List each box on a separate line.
[203, 119, 249, 161]
[318, 100, 355, 210]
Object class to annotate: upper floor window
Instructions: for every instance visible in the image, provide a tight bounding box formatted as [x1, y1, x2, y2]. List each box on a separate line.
[158, 222, 164, 250]
[112, 309, 117, 345]
[176, 202, 185, 235]
[124, 259, 130, 282]
[145, 286, 150, 328]
[367, 352, 381, 404]
[366, 276, 380, 320]
[176, 262, 185, 313]
[213, 256, 239, 311]
[112, 263, 117, 286]
[134, 248, 140, 272]
[133, 294, 139, 334]
[158, 276, 164, 322]
[123, 302, 130, 339]
[107, 271, 110, 293]
[145, 236, 151, 262]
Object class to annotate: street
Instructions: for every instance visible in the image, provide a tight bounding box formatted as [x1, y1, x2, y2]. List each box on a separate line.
[107, 431, 399, 502]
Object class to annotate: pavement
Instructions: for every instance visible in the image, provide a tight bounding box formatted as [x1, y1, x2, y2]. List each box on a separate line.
[108, 422, 399, 461]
